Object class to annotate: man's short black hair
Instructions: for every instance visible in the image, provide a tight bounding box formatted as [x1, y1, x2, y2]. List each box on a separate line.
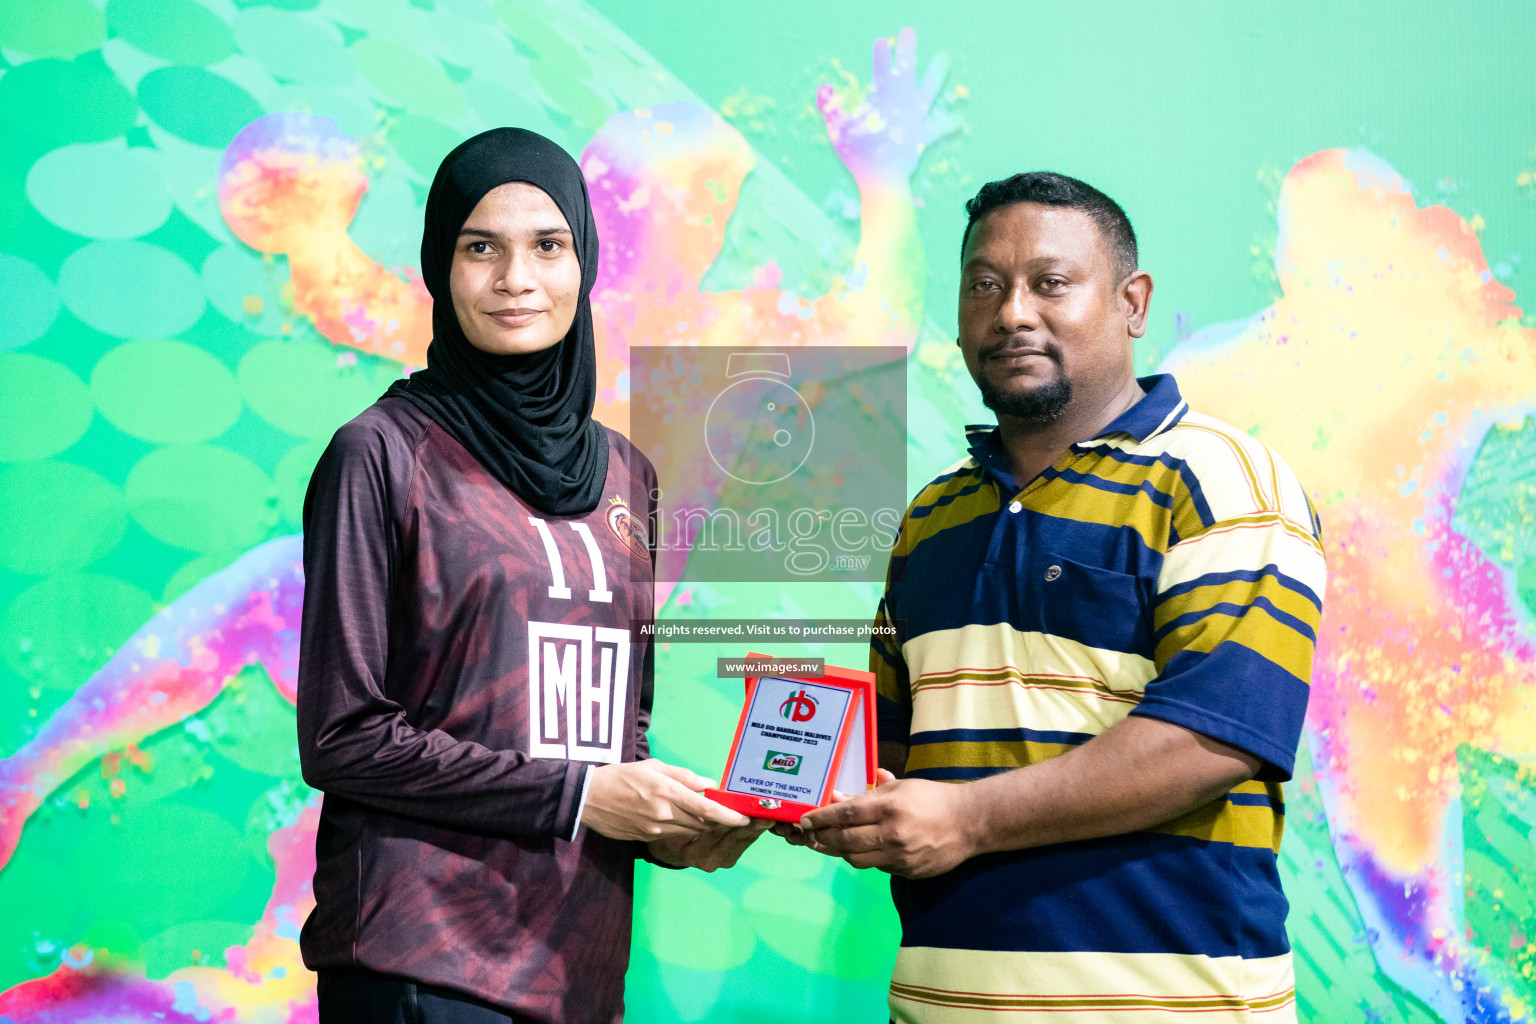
[962, 172, 1138, 280]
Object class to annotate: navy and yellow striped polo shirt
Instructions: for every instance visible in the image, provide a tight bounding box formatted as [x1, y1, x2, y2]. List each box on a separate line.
[872, 374, 1325, 1023]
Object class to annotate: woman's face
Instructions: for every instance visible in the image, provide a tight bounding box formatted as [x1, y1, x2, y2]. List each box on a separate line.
[449, 181, 581, 356]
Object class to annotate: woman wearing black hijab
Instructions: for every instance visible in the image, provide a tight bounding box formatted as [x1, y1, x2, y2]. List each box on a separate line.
[295, 128, 762, 1024]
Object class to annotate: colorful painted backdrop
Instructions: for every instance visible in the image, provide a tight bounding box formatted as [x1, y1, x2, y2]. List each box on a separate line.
[1, 1, 1534, 1021]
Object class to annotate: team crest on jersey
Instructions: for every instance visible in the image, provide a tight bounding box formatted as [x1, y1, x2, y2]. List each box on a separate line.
[606, 496, 649, 559]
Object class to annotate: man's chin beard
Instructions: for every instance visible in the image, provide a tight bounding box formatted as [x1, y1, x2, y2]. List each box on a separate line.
[979, 372, 1073, 426]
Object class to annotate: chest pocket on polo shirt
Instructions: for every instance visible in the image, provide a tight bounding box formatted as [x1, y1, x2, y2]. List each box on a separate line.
[1022, 552, 1151, 657]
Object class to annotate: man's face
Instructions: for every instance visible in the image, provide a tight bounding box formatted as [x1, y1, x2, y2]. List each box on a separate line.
[957, 203, 1143, 424]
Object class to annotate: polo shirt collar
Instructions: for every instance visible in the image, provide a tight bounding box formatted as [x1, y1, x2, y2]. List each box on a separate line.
[963, 374, 1189, 483]
[1086, 373, 1187, 444]
[964, 425, 1017, 489]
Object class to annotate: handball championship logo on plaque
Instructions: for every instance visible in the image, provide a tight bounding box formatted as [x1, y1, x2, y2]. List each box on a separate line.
[779, 689, 819, 723]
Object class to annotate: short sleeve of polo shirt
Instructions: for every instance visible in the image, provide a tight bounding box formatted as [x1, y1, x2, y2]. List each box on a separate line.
[1131, 438, 1326, 782]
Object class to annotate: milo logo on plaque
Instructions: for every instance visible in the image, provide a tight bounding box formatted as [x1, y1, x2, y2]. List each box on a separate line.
[764, 751, 802, 774]
[779, 689, 819, 723]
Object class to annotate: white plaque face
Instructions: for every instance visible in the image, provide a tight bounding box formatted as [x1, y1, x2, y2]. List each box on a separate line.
[722, 676, 853, 805]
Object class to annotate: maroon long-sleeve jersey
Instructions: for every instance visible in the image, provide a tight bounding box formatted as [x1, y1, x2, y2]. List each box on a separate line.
[296, 396, 658, 1023]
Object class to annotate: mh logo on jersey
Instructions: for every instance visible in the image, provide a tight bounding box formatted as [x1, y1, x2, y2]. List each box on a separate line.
[528, 622, 631, 764]
[764, 751, 802, 774]
[779, 689, 819, 723]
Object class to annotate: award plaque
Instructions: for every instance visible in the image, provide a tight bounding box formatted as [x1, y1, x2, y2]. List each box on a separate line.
[704, 654, 878, 822]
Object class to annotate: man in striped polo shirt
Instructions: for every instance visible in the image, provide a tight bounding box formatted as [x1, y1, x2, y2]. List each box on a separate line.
[797, 172, 1325, 1021]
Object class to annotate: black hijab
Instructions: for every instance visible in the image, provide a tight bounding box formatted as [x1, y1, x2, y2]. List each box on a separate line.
[387, 127, 609, 517]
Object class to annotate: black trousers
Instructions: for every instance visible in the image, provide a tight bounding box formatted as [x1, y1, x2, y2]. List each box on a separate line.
[317, 969, 531, 1024]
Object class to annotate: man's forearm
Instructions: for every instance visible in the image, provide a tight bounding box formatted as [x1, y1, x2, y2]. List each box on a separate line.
[956, 715, 1263, 857]
[800, 713, 1264, 877]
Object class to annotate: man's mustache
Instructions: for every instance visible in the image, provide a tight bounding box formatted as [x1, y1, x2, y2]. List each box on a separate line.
[979, 336, 1061, 363]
